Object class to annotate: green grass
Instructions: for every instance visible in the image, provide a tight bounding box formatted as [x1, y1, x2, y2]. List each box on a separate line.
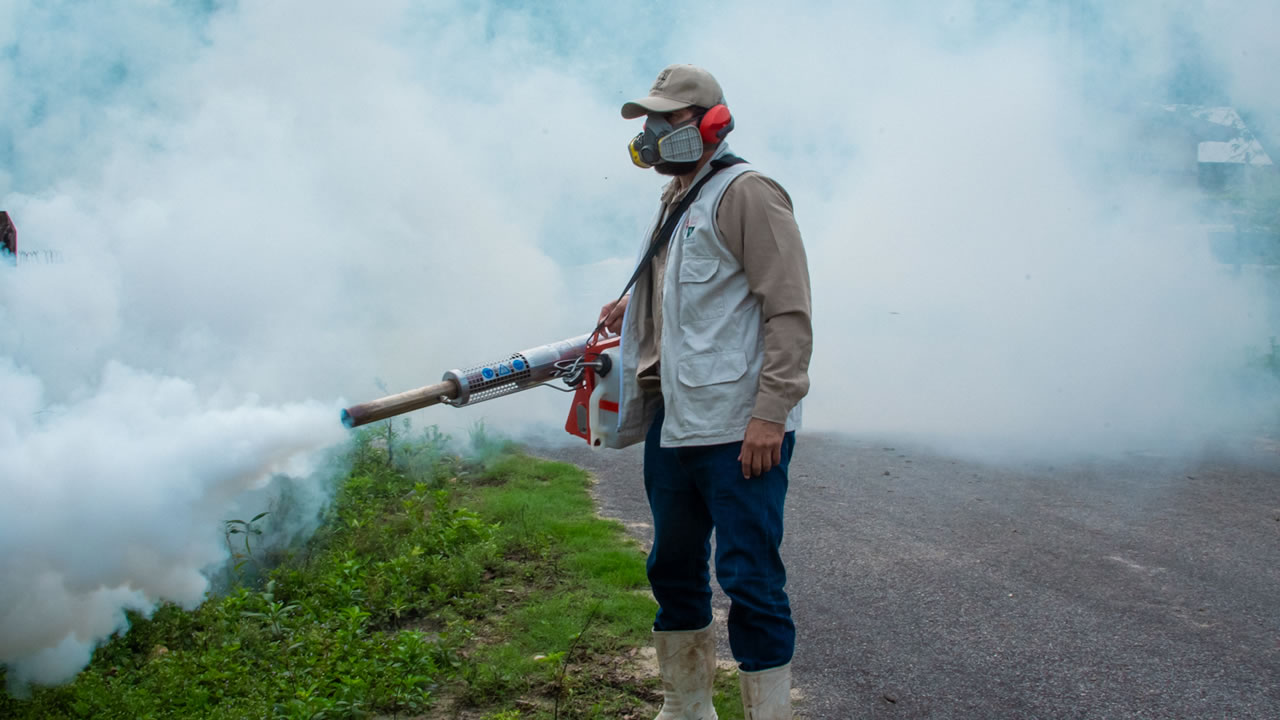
[452, 455, 659, 716]
[459, 455, 747, 719]
[0, 425, 749, 719]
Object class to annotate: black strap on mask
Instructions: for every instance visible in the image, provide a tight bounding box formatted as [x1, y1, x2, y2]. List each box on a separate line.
[591, 154, 746, 340]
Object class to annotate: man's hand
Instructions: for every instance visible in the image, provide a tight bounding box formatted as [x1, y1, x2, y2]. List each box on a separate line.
[597, 294, 630, 335]
[739, 417, 785, 478]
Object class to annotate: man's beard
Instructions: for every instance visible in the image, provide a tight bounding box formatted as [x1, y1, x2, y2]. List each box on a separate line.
[653, 160, 699, 176]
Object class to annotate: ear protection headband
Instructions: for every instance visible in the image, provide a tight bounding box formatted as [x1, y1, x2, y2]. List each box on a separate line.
[698, 104, 734, 145]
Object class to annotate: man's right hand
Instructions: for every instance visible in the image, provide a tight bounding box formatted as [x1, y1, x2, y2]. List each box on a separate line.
[597, 294, 630, 335]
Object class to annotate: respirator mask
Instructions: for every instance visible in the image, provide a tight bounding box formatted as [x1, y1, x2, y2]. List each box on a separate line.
[627, 104, 735, 170]
[628, 114, 705, 169]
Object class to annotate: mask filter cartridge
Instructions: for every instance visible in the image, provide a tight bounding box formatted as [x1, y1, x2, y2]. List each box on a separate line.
[628, 114, 705, 168]
[656, 124, 703, 162]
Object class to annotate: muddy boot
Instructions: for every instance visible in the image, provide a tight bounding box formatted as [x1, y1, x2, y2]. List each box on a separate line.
[739, 663, 792, 720]
[653, 623, 718, 720]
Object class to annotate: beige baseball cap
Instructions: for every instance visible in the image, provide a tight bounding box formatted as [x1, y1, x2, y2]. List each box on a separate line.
[621, 64, 725, 119]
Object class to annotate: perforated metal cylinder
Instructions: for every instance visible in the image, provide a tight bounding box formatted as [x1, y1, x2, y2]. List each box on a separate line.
[443, 334, 590, 406]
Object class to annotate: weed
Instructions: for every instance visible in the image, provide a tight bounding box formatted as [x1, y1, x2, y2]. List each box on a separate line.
[468, 419, 517, 465]
[225, 511, 271, 573]
[552, 604, 601, 720]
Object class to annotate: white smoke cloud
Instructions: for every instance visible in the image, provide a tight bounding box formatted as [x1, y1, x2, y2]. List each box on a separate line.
[682, 0, 1280, 456]
[0, 0, 654, 687]
[2, 0, 1278, 687]
[0, 358, 344, 687]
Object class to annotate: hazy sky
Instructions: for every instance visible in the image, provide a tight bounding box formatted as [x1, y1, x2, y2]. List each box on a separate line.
[2, 0, 1278, 687]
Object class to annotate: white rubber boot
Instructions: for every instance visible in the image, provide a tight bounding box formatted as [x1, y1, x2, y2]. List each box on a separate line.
[653, 623, 718, 720]
[739, 663, 792, 720]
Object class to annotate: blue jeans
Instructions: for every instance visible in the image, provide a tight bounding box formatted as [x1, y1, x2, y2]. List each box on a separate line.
[643, 407, 796, 671]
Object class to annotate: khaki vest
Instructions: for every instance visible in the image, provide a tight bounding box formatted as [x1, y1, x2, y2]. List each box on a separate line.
[615, 144, 803, 448]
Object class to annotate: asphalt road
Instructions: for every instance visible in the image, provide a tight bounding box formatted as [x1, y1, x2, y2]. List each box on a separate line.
[538, 432, 1280, 720]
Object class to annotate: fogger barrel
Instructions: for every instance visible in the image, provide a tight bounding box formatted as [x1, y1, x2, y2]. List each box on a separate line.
[340, 334, 592, 428]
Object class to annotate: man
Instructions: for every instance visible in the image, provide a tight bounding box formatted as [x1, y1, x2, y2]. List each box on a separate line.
[598, 64, 812, 720]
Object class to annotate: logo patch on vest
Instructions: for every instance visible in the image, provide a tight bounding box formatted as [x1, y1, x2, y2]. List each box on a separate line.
[684, 212, 704, 240]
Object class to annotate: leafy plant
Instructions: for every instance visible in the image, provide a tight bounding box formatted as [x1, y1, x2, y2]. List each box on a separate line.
[225, 511, 271, 574]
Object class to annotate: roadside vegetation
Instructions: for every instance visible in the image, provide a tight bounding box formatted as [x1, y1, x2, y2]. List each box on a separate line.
[0, 423, 745, 719]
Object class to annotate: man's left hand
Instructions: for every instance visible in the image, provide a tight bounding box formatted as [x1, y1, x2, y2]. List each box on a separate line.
[739, 418, 786, 478]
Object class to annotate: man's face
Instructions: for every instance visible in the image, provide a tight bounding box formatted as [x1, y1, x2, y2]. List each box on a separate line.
[663, 107, 699, 127]
[651, 107, 703, 177]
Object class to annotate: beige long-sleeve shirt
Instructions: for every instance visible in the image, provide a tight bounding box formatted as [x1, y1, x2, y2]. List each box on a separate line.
[635, 171, 813, 425]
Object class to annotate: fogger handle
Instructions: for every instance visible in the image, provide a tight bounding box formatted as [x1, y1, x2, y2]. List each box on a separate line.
[341, 379, 459, 428]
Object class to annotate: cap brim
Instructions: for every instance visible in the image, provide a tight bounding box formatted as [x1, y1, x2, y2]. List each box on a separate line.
[621, 95, 693, 119]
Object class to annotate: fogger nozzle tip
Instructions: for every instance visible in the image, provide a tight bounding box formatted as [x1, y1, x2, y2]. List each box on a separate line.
[340, 409, 355, 429]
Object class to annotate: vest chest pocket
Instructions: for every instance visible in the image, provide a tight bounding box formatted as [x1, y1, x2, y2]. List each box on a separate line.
[676, 256, 724, 322]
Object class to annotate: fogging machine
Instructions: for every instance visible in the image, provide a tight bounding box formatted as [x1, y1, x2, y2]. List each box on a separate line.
[340, 333, 624, 448]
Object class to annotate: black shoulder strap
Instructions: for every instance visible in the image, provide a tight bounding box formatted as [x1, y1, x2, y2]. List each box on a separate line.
[591, 154, 746, 339]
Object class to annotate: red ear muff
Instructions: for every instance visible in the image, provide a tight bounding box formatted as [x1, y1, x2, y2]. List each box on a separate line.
[698, 104, 734, 144]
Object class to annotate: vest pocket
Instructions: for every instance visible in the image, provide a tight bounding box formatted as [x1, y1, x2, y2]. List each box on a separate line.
[676, 350, 747, 387]
[679, 256, 719, 282]
[677, 256, 724, 321]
